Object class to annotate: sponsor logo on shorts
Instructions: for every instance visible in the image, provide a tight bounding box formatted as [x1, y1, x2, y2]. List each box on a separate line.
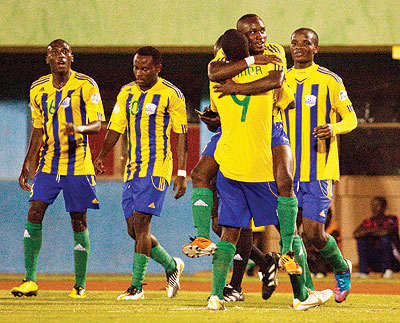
[24, 230, 31, 238]
[148, 202, 155, 208]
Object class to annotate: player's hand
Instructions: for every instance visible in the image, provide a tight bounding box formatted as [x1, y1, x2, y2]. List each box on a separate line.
[173, 175, 187, 199]
[19, 167, 32, 191]
[94, 155, 106, 174]
[254, 54, 283, 65]
[62, 122, 78, 136]
[195, 107, 221, 131]
[213, 79, 238, 98]
[313, 124, 334, 139]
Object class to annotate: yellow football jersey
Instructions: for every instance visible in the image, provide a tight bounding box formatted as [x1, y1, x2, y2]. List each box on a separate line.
[210, 44, 288, 182]
[108, 78, 187, 183]
[282, 63, 357, 181]
[30, 70, 105, 175]
[210, 64, 275, 182]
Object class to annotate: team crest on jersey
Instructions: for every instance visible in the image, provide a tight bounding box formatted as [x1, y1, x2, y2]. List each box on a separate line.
[339, 90, 348, 101]
[60, 97, 71, 109]
[145, 103, 157, 115]
[304, 95, 317, 107]
[91, 93, 101, 104]
[113, 104, 120, 113]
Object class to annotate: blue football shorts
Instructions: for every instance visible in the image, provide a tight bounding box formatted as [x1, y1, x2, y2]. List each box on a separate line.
[296, 180, 334, 223]
[122, 175, 169, 219]
[271, 121, 290, 148]
[201, 127, 222, 157]
[216, 170, 279, 228]
[29, 172, 100, 212]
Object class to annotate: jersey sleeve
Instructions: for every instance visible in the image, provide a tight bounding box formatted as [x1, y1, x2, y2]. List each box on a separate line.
[108, 91, 128, 134]
[83, 81, 105, 123]
[169, 91, 188, 134]
[274, 82, 294, 110]
[30, 88, 43, 129]
[264, 43, 287, 73]
[330, 80, 357, 135]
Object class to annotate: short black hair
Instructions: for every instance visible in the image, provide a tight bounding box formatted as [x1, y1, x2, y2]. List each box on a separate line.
[135, 46, 162, 65]
[221, 29, 249, 61]
[292, 28, 319, 46]
[236, 13, 260, 28]
[47, 39, 71, 49]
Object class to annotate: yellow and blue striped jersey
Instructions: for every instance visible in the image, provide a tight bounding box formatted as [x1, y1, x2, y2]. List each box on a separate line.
[210, 62, 276, 182]
[108, 77, 187, 184]
[30, 70, 105, 175]
[283, 63, 357, 181]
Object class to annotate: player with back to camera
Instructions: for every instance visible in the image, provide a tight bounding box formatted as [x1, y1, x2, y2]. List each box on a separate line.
[283, 28, 357, 304]
[94, 46, 187, 301]
[12, 39, 105, 299]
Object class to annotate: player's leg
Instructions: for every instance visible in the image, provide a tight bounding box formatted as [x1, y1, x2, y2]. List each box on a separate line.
[272, 143, 298, 256]
[69, 211, 89, 298]
[183, 131, 221, 257]
[63, 174, 100, 298]
[301, 180, 351, 303]
[209, 171, 248, 310]
[12, 172, 60, 297]
[224, 227, 252, 301]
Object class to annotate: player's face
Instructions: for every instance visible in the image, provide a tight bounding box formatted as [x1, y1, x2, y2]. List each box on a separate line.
[133, 54, 161, 90]
[237, 17, 266, 55]
[46, 41, 74, 74]
[290, 31, 319, 67]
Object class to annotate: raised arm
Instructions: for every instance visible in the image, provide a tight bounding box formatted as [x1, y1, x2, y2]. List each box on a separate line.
[208, 54, 283, 82]
[213, 70, 284, 98]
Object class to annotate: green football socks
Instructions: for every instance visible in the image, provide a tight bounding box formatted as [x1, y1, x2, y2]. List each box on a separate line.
[23, 221, 42, 283]
[150, 243, 176, 274]
[73, 229, 90, 288]
[289, 236, 309, 302]
[319, 234, 348, 273]
[131, 253, 150, 291]
[211, 240, 236, 299]
[299, 237, 315, 290]
[192, 187, 213, 239]
[277, 196, 298, 254]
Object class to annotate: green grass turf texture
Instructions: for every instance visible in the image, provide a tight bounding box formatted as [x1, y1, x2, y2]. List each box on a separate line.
[1, 274, 400, 323]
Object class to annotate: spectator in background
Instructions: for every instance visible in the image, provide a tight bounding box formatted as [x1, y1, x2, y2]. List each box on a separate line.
[353, 196, 400, 278]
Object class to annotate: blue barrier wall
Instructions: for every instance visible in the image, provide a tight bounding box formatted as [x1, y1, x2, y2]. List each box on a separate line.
[0, 181, 218, 274]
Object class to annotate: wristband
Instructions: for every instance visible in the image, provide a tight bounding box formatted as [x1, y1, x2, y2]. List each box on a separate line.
[245, 56, 255, 67]
[177, 170, 187, 177]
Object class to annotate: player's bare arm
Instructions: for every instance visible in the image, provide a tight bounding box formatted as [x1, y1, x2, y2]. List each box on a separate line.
[213, 70, 284, 98]
[173, 132, 188, 200]
[94, 129, 121, 174]
[19, 127, 44, 191]
[208, 55, 282, 82]
[62, 120, 102, 136]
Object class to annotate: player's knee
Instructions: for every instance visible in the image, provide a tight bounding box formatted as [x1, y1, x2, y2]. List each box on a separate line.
[190, 167, 208, 186]
[276, 173, 294, 196]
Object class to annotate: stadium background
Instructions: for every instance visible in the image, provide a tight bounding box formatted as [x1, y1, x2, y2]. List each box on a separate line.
[0, 0, 400, 274]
